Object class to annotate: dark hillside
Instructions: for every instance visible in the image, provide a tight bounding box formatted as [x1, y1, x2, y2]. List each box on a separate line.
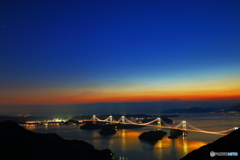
[0, 120, 113, 160]
[180, 128, 240, 160]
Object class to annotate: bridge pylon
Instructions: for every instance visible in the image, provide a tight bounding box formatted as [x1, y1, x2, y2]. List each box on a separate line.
[92, 115, 97, 124]
[109, 115, 113, 124]
[182, 120, 187, 137]
[121, 116, 125, 124]
[157, 117, 161, 129]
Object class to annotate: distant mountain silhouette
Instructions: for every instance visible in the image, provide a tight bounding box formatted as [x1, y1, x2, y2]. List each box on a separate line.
[180, 128, 240, 160]
[0, 120, 113, 160]
[162, 107, 216, 113]
[228, 104, 240, 112]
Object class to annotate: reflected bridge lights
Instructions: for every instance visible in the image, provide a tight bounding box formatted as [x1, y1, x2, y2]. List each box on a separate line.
[117, 157, 128, 160]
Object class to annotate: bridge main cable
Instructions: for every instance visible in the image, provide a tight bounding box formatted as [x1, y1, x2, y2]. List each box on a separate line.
[186, 121, 235, 133]
[124, 117, 159, 125]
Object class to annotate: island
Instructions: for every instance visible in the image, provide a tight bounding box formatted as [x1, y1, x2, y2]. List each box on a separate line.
[139, 130, 167, 142]
[99, 126, 116, 136]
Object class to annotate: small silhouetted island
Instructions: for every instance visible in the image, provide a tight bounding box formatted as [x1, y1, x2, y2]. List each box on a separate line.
[0, 120, 113, 160]
[180, 129, 240, 160]
[99, 126, 116, 136]
[139, 130, 167, 142]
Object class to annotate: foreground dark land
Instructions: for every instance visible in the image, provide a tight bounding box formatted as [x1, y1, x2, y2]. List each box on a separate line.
[181, 128, 240, 160]
[0, 120, 113, 160]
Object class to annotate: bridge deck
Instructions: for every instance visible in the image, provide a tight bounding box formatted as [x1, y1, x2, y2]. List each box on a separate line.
[89, 120, 228, 135]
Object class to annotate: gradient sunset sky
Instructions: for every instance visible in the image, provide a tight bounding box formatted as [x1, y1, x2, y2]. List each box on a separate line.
[1, 0, 240, 107]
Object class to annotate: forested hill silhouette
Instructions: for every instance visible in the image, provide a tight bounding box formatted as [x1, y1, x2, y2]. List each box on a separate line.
[0, 120, 113, 160]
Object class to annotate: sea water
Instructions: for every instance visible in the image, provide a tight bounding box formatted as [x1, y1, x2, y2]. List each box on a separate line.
[25, 113, 240, 160]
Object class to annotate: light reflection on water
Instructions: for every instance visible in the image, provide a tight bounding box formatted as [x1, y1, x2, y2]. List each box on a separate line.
[26, 114, 240, 160]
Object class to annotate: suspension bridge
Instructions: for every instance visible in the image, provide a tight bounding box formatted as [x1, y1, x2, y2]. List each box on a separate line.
[88, 115, 238, 136]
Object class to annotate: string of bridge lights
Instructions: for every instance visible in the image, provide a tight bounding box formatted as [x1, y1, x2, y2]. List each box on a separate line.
[90, 115, 237, 134]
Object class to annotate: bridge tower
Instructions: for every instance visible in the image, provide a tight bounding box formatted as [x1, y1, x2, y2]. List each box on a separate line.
[121, 116, 125, 124]
[92, 115, 97, 124]
[157, 117, 161, 129]
[109, 115, 113, 124]
[182, 121, 187, 137]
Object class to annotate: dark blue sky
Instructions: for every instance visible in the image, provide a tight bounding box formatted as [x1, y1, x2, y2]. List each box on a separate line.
[0, 0, 240, 111]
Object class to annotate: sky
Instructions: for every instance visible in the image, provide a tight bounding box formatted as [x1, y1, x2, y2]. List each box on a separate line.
[0, 0, 240, 115]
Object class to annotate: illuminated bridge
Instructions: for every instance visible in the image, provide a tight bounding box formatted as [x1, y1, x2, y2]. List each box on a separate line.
[88, 115, 238, 136]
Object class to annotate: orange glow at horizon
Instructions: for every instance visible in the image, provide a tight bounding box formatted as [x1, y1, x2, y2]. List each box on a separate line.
[1, 75, 240, 105]
[1, 89, 240, 105]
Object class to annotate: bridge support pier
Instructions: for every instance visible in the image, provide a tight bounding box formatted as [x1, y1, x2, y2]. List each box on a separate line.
[182, 131, 187, 137]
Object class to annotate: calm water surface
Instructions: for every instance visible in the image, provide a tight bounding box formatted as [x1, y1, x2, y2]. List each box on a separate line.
[26, 113, 240, 160]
